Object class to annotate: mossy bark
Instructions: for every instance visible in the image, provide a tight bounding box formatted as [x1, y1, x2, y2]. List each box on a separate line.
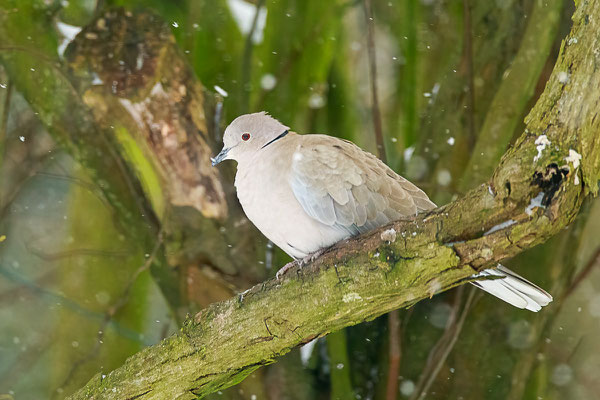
[65, 9, 227, 220]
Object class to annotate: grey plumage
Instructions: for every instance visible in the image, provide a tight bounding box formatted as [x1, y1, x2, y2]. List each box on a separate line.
[213, 112, 552, 312]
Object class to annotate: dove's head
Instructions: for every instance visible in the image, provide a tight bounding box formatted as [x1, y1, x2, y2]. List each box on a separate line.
[211, 112, 290, 166]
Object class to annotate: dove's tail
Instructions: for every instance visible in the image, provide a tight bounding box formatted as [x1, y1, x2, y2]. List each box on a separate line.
[470, 265, 553, 312]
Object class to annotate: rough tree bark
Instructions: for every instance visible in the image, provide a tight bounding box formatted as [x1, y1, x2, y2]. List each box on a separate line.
[62, 9, 269, 315]
[69, 0, 600, 398]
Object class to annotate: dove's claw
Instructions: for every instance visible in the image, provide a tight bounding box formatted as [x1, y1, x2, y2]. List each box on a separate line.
[276, 260, 298, 280]
[275, 249, 325, 280]
[238, 288, 251, 303]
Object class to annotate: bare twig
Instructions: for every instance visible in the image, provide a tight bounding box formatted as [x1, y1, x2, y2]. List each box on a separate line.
[362, 3, 397, 397]
[0, 264, 145, 342]
[0, 44, 159, 236]
[385, 309, 401, 400]
[462, 0, 476, 150]
[0, 79, 12, 165]
[0, 331, 56, 391]
[0, 168, 124, 240]
[410, 287, 477, 400]
[0, 152, 55, 219]
[27, 246, 128, 262]
[363, 0, 386, 164]
[0, 268, 57, 303]
[561, 246, 600, 300]
[58, 229, 165, 391]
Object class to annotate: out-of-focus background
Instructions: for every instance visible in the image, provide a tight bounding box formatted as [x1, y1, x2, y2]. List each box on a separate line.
[1, 0, 599, 399]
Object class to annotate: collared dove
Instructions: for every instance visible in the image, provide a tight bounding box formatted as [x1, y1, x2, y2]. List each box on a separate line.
[212, 112, 552, 312]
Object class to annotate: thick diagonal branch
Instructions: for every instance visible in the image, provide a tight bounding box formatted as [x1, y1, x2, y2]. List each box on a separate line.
[69, 1, 600, 399]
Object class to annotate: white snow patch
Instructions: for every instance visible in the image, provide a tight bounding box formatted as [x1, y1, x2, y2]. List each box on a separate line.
[56, 21, 82, 57]
[484, 219, 516, 236]
[380, 228, 397, 243]
[558, 71, 570, 84]
[136, 52, 144, 70]
[424, 83, 440, 104]
[91, 72, 103, 85]
[150, 82, 166, 97]
[119, 98, 144, 128]
[525, 192, 545, 216]
[119, 83, 169, 129]
[300, 338, 318, 366]
[214, 85, 228, 97]
[428, 278, 442, 296]
[342, 292, 362, 303]
[565, 149, 582, 185]
[227, 0, 267, 44]
[565, 149, 582, 169]
[56, 21, 82, 40]
[533, 135, 551, 162]
[404, 146, 415, 162]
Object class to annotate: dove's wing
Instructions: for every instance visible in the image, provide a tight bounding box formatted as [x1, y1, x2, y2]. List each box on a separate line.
[289, 135, 435, 235]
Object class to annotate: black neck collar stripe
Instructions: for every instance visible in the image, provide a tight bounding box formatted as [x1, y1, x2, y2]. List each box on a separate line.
[261, 130, 289, 149]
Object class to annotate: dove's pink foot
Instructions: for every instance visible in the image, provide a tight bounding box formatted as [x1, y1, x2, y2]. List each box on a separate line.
[275, 249, 325, 280]
[275, 260, 297, 280]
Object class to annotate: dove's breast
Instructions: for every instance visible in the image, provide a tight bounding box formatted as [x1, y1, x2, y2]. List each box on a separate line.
[234, 141, 348, 259]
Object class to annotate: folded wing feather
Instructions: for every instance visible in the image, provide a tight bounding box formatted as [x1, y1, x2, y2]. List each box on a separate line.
[289, 135, 435, 235]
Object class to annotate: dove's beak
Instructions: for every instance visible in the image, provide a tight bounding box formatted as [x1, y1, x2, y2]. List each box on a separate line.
[211, 147, 230, 166]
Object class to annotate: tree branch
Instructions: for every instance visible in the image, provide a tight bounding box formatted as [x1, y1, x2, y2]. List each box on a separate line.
[70, 1, 600, 398]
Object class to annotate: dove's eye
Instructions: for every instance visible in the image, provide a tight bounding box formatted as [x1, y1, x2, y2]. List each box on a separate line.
[241, 133, 251, 141]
